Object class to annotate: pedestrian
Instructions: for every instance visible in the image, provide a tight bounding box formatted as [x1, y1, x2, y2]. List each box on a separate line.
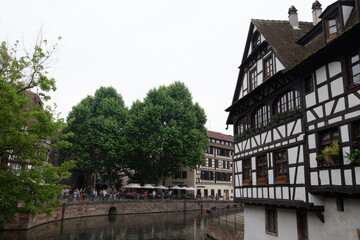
[103, 189, 107, 200]
[152, 190, 156, 199]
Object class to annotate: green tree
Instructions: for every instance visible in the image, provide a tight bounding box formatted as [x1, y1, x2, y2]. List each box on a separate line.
[123, 81, 209, 185]
[0, 38, 75, 221]
[62, 86, 127, 186]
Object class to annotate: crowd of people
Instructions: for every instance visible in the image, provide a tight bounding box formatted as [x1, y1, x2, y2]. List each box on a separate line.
[61, 187, 195, 201]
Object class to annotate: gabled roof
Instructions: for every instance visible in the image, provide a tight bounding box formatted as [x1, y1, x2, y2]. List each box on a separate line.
[251, 19, 314, 68]
[208, 130, 233, 142]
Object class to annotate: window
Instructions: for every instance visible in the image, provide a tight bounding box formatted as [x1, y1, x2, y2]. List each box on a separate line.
[325, 14, 340, 42]
[276, 90, 300, 114]
[250, 68, 257, 91]
[227, 161, 230, 169]
[202, 159, 206, 167]
[266, 207, 278, 235]
[274, 150, 288, 183]
[297, 210, 308, 240]
[353, 121, 360, 150]
[254, 105, 270, 128]
[208, 158, 212, 167]
[204, 189, 208, 196]
[252, 31, 261, 50]
[211, 189, 215, 196]
[235, 116, 250, 137]
[243, 159, 252, 185]
[223, 160, 226, 168]
[319, 128, 341, 166]
[349, 50, 360, 86]
[264, 56, 273, 80]
[181, 171, 187, 179]
[336, 197, 344, 211]
[304, 74, 314, 94]
[215, 159, 219, 168]
[256, 155, 268, 184]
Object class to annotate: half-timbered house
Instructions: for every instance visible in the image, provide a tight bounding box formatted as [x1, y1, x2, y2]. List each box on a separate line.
[226, 0, 360, 239]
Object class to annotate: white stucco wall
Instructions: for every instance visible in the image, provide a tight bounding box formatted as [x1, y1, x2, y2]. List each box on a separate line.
[308, 198, 360, 240]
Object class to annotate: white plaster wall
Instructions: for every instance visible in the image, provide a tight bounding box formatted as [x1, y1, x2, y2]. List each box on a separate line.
[344, 169, 353, 185]
[307, 110, 316, 122]
[341, 125, 349, 143]
[328, 61, 341, 78]
[235, 188, 240, 198]
[330, 77, 344, 97]
[308, 198, 360, 240]
[288, 147, 298, 164]
[244, 206, 298, 240]
[342, 6, 354, 25]
[330, 169, 341, 185]
[316, 66, 327, 85]
[319, 170, 330, 185]
[311, 172, 318, 185]
[318, 85, 329, 103]
[305, 91, 316, 108]
[308, 134, 316, 150]
[324, 100, 334, 116]
[348, 93, 360, 108]
[296, 166, 304, 184]
[275, 57, 284, 72]
[309, 153, 317, 168]
[355, 167, 360, 185]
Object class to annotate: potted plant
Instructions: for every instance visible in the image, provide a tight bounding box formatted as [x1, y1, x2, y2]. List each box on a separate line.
[275, 175, 288, 184]
[257, 178, 268, 185]
[346, 149, 360, 164]
[204, 208, 211, 214]
[316, 154, 325, 165]
[321, 141, 341, 166]
[243, 179, 252, 186]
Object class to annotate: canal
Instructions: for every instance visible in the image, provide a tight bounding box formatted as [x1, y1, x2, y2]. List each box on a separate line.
[1, 211, 215, 240]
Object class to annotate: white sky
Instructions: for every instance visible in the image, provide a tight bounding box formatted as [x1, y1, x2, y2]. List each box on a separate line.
[1, 0, 334, 135]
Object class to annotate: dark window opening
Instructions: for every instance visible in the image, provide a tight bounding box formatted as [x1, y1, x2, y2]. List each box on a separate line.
[304, 75, 314, 94]
[276, 90, 300, 114]
[274, 150, 288, 183]
[336, 197, 344, 211]
[318, 128, 341, 166]
[256, 155, 268, 185]
[264, 56, 274, 80]
[266, 207, 278, 235]
[297, 209, 308, 240]
[250, 68, 257, 91]
[254, 105, 270, 128]
[349, 49, 360, 86]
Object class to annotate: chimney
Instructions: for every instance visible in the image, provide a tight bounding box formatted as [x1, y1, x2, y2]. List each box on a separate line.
[312, 1, 322, 25]
[288, 6, 299, 29]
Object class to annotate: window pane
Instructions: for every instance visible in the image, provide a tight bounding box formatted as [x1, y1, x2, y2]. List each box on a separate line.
[351, 54, 359, 64]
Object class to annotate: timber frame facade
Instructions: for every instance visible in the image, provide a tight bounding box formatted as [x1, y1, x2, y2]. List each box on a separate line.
[226, 0, 360, 239]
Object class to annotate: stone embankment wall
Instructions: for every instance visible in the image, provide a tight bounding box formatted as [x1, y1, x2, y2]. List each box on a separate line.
[0, 200, 232, 230]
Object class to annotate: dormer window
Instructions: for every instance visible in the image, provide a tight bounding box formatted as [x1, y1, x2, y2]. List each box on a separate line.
[325, 13, 340, 42]
[252, 32, 260, 50]
[250, 68, 257, 91]
[349, 49, 360, 86]
[264, 56, 274, 80]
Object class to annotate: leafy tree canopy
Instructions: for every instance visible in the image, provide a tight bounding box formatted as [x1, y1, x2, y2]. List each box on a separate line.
[62, 86, 127, 186]
[123, 81, 209, 185]
[0, 37, 75, 221]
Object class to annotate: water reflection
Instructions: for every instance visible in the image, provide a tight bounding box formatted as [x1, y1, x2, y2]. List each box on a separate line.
[1, 211, 210, 240]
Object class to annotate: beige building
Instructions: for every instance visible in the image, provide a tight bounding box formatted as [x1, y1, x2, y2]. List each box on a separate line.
[165, 130, 234, 200]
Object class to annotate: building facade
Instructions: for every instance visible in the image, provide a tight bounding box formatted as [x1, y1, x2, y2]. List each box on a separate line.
[226, 0, 360, 239]
[165, 130, 234, 200]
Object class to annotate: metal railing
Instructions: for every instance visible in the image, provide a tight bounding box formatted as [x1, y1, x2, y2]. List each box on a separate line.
[207, 206, 244, 231]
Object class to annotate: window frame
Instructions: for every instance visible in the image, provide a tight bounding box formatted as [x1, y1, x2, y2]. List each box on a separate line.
[242, 158, 252, 185]
[265, 207, 278, 235]
[264, 56, 274, 80]
[274, 150, 289, 184]
[304, 74, 314, 94]
[348, 49, 360, 86]
[325, 13, 340, 42]
[276, 90, 301, 115]
[254, 105, 270, 129]
[256, 155, 268, 185]
[318, 128, 341, 166]
[250, 68, 258, 91]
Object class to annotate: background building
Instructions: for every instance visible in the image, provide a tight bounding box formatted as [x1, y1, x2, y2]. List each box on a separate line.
[166, 130, 234, 200]
[226, 0, 360, 239]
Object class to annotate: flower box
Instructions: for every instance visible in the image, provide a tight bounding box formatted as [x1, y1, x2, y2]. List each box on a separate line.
[242, 179, 252, 186]
[275, 176, 288, 184]
[257, 178, 268, 185]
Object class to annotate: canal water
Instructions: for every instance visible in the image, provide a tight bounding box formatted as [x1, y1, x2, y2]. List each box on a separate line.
[0, 211, 212, 240]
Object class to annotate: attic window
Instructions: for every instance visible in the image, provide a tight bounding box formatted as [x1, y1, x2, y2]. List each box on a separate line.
[325, 13, 340, 42]
[252, 32, 260, 50]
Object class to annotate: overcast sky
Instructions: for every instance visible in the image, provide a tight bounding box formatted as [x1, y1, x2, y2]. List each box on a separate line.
[1, 0, 334, 135]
